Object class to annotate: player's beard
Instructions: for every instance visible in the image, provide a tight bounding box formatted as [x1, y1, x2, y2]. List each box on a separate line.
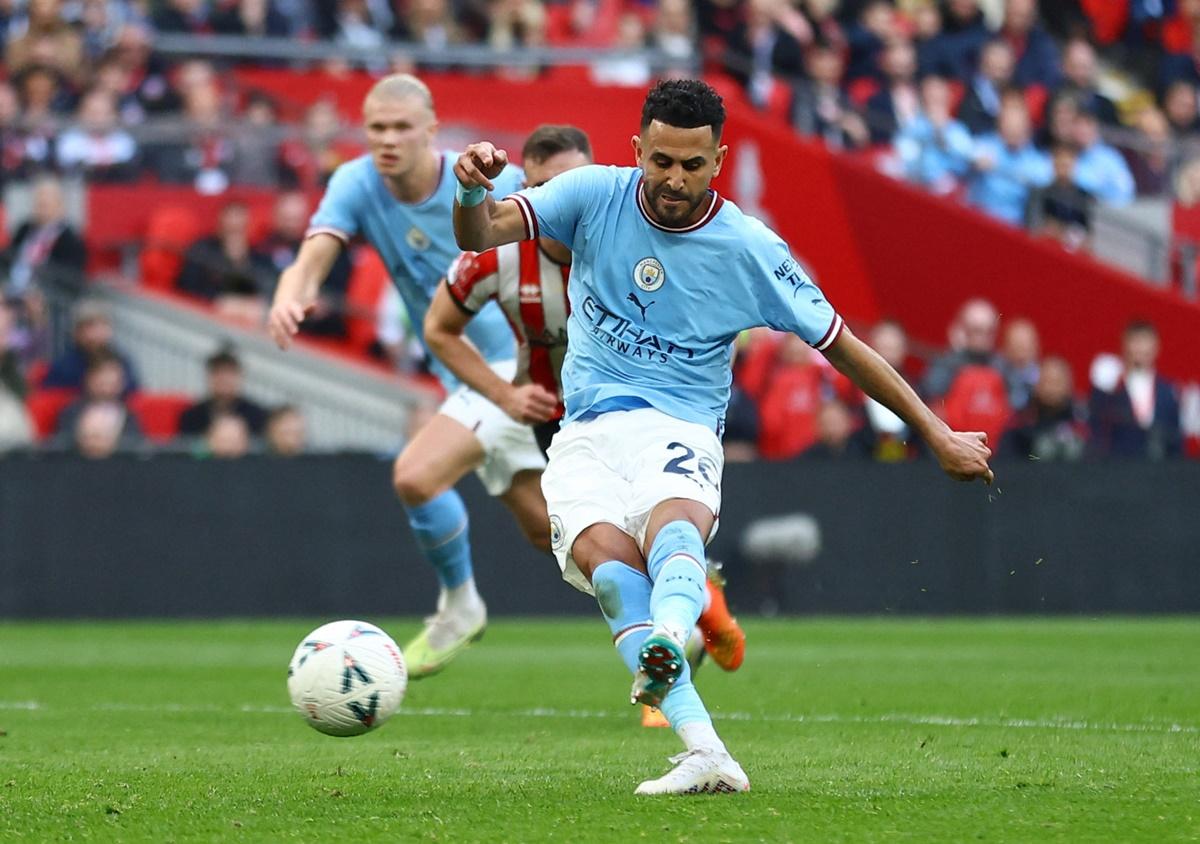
[646, 183, 705, 226]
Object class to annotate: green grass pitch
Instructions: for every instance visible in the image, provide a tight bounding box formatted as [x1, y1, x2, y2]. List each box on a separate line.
[1, 618, 1198, 842]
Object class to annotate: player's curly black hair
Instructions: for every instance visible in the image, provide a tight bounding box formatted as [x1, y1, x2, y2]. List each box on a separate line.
[640, 79, 726, 138]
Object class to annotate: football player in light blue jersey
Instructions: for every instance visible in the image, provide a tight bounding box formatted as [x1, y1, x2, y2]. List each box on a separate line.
[268, 74, 551, 679]
[453, 79, 995, 795]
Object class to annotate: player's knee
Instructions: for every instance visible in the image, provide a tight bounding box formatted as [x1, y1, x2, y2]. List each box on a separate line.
[573, 525, 643, 582]
[392, 460, 438, 505]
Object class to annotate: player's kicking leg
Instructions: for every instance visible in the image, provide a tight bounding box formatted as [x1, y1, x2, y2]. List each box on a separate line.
[642, 562, 743, 728]
[628, 501, 749, 795]
[543, 413, 748, 794]
[577, 525, 748, 795]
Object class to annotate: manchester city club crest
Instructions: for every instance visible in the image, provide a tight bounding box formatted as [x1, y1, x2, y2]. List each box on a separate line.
[549, 515, 565, 550]
[406, 226, 431, 251]
[633, 257, 665, 292]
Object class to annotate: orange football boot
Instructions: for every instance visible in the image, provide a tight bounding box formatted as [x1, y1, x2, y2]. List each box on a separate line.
[641, 705, 671, 728]
[697, 562, 745, 671]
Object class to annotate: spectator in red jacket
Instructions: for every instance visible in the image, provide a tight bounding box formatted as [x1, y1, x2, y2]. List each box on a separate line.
[922, 299, 1016, 447]
[740, 331, 837, 460]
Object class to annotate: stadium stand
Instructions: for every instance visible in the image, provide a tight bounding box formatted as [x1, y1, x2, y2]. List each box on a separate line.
[1, 0, 1199, 460]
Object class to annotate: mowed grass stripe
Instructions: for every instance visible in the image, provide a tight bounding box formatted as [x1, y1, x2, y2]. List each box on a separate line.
[0, 618, 1197, 843]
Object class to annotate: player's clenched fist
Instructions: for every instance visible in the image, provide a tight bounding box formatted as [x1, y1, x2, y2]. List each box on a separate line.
[932, 430, 995, 484]
[497, 383, 558, 425]
[454, 142, 509, 192]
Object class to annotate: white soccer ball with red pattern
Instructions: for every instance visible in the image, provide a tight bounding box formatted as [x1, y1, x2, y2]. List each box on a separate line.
[286, 620, 407, 737]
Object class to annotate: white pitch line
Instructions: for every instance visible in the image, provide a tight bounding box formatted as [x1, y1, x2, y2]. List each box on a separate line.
[0, 700, 1195, 735]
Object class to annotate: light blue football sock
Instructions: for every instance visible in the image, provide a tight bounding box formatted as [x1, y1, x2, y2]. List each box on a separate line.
[405, 490, 472, 590]
[593, 559, 713, 730]
[647, 520, 708, 640]
[659, 658, 713, 730]
[593, 560, 653, 674]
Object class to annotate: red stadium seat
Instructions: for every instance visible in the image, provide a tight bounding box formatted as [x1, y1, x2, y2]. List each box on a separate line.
[764, 79, 793, 125]
[1081, 0, 1129, 46]
[140, 206, 205, 290]
[546, 65, 593, 86]
[25, 388, 78, 441]
[1024, 85, 1049, 128]
[127, 392, 193, 442]
[703, 73, 744, 106]
[848, 78, 880, 107]
[344, 248, 390, 355]
[946, 79, 965, 114]
[26, 359, 48, 390]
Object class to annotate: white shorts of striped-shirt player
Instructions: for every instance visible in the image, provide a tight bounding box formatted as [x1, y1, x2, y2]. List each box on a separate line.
[438, 358, 547, 496]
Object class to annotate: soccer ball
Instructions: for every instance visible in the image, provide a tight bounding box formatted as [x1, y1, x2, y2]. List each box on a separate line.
[286, 620, 407, 737]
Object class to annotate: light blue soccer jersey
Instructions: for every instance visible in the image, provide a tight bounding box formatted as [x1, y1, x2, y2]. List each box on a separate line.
[510, 165, 843, 433]
[308, 152, 523, 388]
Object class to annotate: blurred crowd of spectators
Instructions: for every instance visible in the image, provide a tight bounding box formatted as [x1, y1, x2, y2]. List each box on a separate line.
[721, 300, 1197, 463]
[0, 294, 314, 457]
[743, 0, 1200, 250]
[1, 0, 1198, 208]
[1, 286, 1193, 461]
[1, 0, 1199, 462]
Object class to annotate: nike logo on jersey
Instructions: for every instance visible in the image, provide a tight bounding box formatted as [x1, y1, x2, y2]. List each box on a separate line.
[626, 292, 655, 320]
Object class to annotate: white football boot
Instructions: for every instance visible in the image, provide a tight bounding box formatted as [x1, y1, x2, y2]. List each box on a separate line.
[634, 748, 751, 795]
[403, 583, 487, 679]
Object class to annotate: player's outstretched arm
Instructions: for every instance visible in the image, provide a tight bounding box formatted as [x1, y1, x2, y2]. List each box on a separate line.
[424, 282, 557, 425]
[821, 328, 995, 484]
[269, 233, 343, 350]
[453, 142, 532, 253]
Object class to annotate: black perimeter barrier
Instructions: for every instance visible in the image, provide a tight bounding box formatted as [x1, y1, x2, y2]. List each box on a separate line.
[1, 455, 1197, 618]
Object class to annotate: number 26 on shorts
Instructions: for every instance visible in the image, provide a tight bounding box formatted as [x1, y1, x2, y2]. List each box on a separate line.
[662, 441, 720, 490]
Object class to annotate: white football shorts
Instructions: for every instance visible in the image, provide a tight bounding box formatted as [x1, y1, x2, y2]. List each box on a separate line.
[541, 407, 723, 595]
[437, 359, 547, 496]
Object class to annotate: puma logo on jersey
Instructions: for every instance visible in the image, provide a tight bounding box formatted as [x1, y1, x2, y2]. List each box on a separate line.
[626, 292, 655, 320]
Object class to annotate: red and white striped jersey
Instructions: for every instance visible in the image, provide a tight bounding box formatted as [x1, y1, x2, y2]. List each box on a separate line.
[446, 239, 571, 418]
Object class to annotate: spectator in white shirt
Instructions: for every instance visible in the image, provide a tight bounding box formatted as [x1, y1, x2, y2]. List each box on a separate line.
[56, 87, 138, 182]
